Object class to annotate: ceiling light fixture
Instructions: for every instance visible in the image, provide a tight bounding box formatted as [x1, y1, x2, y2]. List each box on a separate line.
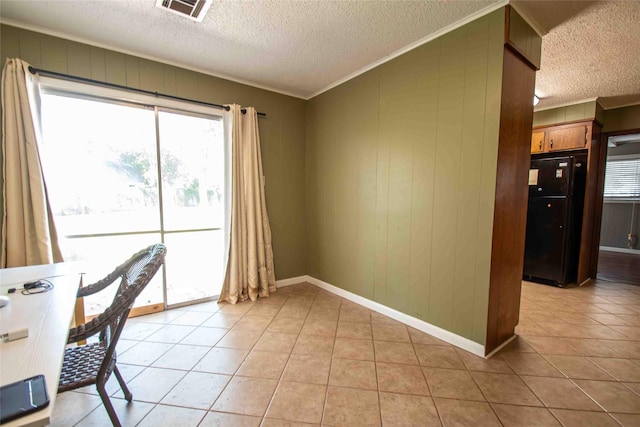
[155, 0, 212, 22]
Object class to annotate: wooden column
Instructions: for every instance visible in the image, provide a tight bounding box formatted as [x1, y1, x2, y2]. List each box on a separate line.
[485, 46, 537, 355]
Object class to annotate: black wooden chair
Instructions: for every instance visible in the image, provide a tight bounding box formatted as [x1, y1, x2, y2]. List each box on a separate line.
[58, 243, 166, 427]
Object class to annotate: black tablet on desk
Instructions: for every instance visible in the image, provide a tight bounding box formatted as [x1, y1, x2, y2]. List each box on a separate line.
[0, 375, 49, 424]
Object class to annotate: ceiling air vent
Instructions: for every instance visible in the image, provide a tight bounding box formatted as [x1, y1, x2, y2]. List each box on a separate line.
[155, 0, 213, 22]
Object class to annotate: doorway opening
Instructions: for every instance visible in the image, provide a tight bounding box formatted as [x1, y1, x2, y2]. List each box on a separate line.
[596, 129, 640, 286]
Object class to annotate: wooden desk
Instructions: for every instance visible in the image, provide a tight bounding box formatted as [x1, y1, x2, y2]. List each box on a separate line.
[0, 263, 79, 427]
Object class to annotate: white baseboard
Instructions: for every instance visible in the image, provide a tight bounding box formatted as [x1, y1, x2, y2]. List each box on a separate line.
[295, 275, 486, 358]
[275, 276, 308, 288]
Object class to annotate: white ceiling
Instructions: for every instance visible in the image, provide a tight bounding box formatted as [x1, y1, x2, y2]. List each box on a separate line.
[1, 0, 639, 110]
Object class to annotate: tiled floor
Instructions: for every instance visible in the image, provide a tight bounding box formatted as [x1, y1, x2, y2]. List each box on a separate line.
[52, 280, 640, 426]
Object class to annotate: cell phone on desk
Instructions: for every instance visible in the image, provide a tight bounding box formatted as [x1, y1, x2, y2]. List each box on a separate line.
[0, 374, 49, 424]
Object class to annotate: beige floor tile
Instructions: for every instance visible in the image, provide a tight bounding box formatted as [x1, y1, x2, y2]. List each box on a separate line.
[199, 411, 262, 427]
[151, 344, 210, 370]
[300, 319, 338, 337]
[542, 355, 614, 380]
[261, 419, 319, 427]
[424, 368, 484, 401]
[292, 334, 335, 358]
[379, 392, 440, 426]
[247, 303, 282, 318]
[377, 362, 430, 395]
[433, 398, 501, 427]
[574, 380, 640, 413]
[588, 312, 633, 326]
[500, 336, 537, 353]
[180, 326, 228, 346]
[145, 324, 196, 343]
[306, 306, 340, 321]
[491, 404, 561, 426]
[625, 381, 640, 395]
[193, 347, 249, 374]
[323, 386, 380, 427]
[414, 344, 465, 369]
[267, 316, 305, 334]
[336, 321, 372, 340]
[282, 354, 331, 385]
[605, 340, 640, 358]
[612, 413, 640, 427]
[215, 329, 262, 350]
[160, 371, 230, 409]
[265, 381, 326, 424]
[455, 349, 514, 374]
[550, 409, 620, 427]
[471, 372, 542, 406]
[202, 313, 242, 329]
[236, 350, 289, 379]
[374, 341, 419, 365]
[522, 336, 580, 355]
[500, 352, 564, 377]
[339, 308, 371, 323]
[211, 376, 278, 416]
[588, 357, 640, 382]
[371, 312, 404, 325]
[218, 302, 255, 315]
[121, 322, 163, 341]
[521, 376, 602, 411]
[372, 323, 410, 342]
[329, 358, 377, 390]
[117, 341, 173, 366]
[49, 392, 102, 427]
[561, 338, 626, 357]
[253, 331, 298, 353]
[333, 337, 374, 361]
[121, 367, 186, 402]
[170, 311, 213, 326]
[408, 328, 451, 346]
[277, 303, 312, 319]
[136, 404, 206, 427]
[232, 315, 273, 333]
[74, 397, 155, 427]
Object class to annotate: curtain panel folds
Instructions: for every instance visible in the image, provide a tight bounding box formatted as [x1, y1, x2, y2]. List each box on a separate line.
[218, 104, 276, 303]
[1, 58, 63, 267]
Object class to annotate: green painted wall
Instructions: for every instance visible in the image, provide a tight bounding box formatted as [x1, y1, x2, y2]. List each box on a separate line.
[0, 24, 307, 280]
[305, 9, 505, 345]
[533, 101, 598, 127]
[602, 104, 640, 133]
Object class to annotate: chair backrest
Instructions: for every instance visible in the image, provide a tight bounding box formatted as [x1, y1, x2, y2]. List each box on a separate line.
[68, 244, 167, 346]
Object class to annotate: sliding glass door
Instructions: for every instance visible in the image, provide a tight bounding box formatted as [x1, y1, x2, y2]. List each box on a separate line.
[40, 90, 225, 315]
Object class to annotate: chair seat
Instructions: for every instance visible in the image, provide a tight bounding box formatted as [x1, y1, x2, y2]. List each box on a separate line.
[58, 343, 115, 392]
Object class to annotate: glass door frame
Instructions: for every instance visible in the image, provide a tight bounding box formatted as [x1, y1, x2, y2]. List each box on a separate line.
[39, 76, 227, 314]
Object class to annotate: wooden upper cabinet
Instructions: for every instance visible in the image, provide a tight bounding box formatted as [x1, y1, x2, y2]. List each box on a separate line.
[531, 131, 545, 153]
[531, 121, 593, 154]
[547, 124, 590, 151]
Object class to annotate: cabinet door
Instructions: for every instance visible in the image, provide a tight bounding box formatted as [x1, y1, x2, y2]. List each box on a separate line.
[547, 125, 589, 151]
[531, 131, 545, 153]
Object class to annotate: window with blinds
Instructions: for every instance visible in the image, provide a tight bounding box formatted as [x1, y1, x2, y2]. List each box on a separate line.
[604, 156, 640, 201]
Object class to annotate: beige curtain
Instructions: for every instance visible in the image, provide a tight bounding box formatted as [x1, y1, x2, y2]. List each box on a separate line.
[1, 58, 63, 267]
[218, 104, 276, 303]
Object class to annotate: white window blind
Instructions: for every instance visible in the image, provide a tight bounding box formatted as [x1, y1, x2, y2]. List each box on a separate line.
[604, 157, 640, 200]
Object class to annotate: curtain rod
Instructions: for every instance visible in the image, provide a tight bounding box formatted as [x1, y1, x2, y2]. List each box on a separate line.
[27, 66, 266, 117]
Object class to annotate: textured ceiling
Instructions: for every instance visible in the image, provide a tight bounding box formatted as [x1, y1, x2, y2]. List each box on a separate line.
[0, 0, 501, 99]
[514, 0, 640, 111]
[1, 1, 639, 110]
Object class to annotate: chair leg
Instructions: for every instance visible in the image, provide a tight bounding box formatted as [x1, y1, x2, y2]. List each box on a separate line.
[97, 380, 122, 427]
[113, 365, 133, 402]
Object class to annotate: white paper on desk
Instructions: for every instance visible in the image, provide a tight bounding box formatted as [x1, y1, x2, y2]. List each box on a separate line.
[528, 169, 539, 185]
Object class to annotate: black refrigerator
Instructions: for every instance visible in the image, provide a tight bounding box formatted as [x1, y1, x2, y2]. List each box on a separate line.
[523, 154, 587, 286]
